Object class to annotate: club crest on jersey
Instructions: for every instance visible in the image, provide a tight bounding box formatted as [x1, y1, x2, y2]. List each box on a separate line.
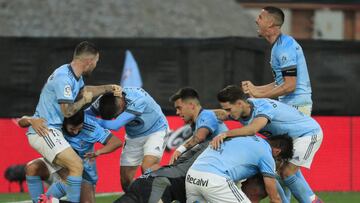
[64, 85, 72, 98]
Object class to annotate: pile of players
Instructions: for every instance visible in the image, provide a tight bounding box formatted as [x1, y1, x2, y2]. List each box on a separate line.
[19, 6, 324, 203]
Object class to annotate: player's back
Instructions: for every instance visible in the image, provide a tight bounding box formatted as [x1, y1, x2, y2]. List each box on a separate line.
[28, 65, 84, 134]
[190, 136, 275, 182]
[271, 34, 312, 106]
[123, 87, 168, 137]
[241, 98, 321, 139]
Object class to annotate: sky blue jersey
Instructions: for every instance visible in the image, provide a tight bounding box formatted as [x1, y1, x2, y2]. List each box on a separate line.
[64, 115, 112, 185]
[28, 64, 84, 134]
[194, 109, 228, 140]
[238, 98, 321, 139]
[90, 87, 168, 138]
[271, 34, 312, 106]
[191, 136, 276, 181]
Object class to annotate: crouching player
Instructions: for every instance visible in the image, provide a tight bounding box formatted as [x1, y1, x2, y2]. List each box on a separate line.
[187, 135, 293, 203]
[18, 110, 122, 202]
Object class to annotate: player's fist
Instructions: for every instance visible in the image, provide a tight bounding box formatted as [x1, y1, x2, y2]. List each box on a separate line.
[241, 81, 254, 94]
[109, 85, 122, 97]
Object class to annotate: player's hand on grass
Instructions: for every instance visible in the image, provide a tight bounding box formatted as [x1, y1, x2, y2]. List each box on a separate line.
[169, 150, 182, 165]
[210, 133, 227, 150]
[30, 118, 49, 136]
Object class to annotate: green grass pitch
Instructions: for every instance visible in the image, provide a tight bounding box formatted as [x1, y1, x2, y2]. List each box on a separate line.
[0, 192, 359, 202]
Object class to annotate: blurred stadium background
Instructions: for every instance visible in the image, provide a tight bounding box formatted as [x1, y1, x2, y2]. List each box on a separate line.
[1, 0, 360, 202]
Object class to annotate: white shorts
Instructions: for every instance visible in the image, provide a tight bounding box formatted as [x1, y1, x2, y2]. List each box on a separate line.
[120, 129, 168, 166]
[186, 169, 251, 203]
[27, 128, 71, 163]
[292, 104, 312, 116]
[290, 130, 323, 168]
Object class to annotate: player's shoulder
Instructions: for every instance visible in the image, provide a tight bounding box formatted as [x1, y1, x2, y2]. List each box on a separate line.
[82, 115, 102, 134]
[198, 109, 217, 121]
[52, 64, 76, 81]
[249, 98, 277, 111]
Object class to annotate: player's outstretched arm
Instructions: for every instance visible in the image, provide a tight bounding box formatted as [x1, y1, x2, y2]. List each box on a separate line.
[83, 84, 122, 98]
[210, 117, 268, 150]
[263, 176, 282, 203]
[84, 134, 122, 160]
[60, 91, 93, 118]
[92, 111, 136, 131]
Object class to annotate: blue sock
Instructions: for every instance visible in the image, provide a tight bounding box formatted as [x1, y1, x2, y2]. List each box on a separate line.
[284, 173, 314, 203]
[276, 180, 290, 203]
[26, 176, 44, 203]
[296, 170, 315, 196]
[46, 181, 66, 198]
[65, 176, 82, 202]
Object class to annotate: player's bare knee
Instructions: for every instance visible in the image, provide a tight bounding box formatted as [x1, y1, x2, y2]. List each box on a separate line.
[25, 160, 48, 179]
[141, 156, 159, 172]
[25, 162, 40, 176]
[281, 164, 299, 178]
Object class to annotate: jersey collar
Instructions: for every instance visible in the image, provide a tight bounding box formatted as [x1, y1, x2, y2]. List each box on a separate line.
[68, 64, 81, 81]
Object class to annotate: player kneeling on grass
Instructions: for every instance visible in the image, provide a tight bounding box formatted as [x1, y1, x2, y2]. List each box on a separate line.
[114, 140, 269, 203]
[186, 135, 293, 203]
[19, 110, 122, 203]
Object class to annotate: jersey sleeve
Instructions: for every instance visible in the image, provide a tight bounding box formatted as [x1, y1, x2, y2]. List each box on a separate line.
[94, 112, 136, 131]
[277, 44, 297, 69]
[53, 74, 75, 103]
[125, 98, 146, 115]
[258, 155, 276, 178]
[87, 96, 101, 116]
[253, 100, 277, 122]
[196, 111, 218, 135]
[88, 120, 112, 144]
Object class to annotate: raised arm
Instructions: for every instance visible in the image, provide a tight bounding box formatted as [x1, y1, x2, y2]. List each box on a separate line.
[83, 84, 122, 98]
[248, 77, 296, 99]
[92, 111, 136, 131]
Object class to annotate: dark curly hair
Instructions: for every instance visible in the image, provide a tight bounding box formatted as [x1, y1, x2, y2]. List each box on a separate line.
[268, 134, 294, 161]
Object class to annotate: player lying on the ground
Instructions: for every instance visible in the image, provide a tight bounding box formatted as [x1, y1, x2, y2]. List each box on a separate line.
[212, 85, 323, 203]
[187, 135, 293, 203]
[114, 140, 269, 203]
[18, 110, 122, 203]
[86, 87, 169, 192]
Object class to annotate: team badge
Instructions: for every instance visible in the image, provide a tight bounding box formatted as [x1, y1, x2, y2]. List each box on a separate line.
[64, 85, 72, 98]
